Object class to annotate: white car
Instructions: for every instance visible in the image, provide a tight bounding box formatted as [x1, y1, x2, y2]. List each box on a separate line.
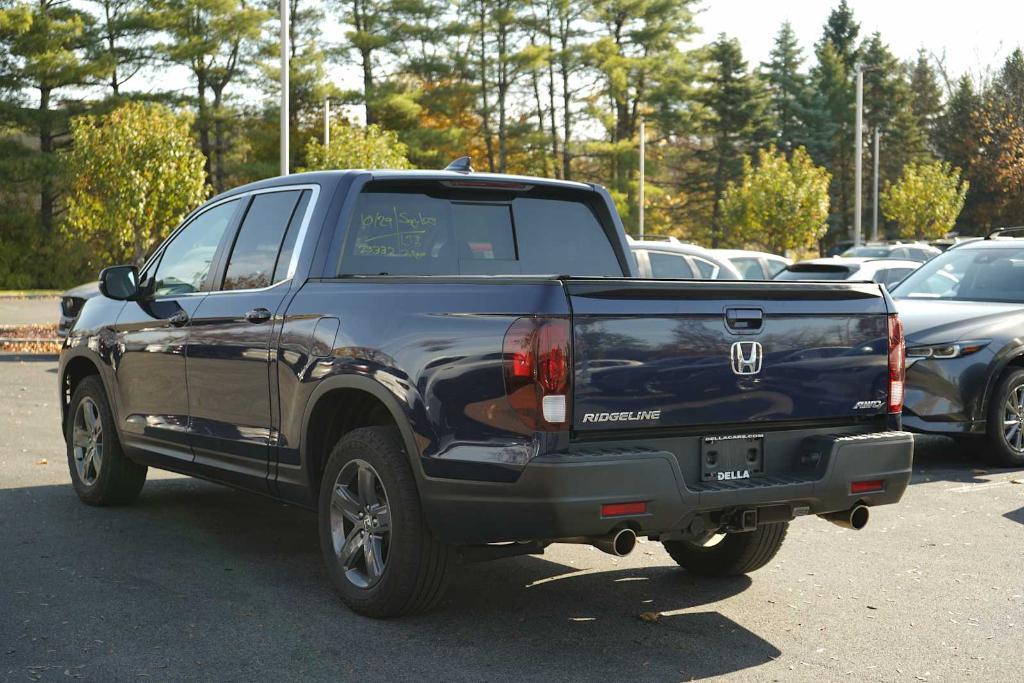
[712, 249, 792, 279]
[628, 236, 742, 279]
[773, 257, 921, 288]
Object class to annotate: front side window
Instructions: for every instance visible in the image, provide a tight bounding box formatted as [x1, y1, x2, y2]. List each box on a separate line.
[222, 190, 302, 290]
[153, 200, 239, 296]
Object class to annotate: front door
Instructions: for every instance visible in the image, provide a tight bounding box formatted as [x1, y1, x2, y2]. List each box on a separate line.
[113, 198, 242, 464]
[186, 188, 309, 489]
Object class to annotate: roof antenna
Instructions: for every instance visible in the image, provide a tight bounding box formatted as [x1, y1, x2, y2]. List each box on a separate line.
[445, 156, 473, 174]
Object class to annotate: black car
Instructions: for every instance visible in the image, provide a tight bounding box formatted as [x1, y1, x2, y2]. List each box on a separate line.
[892, 235, 1024, 466]
[58, 281, 100, 337]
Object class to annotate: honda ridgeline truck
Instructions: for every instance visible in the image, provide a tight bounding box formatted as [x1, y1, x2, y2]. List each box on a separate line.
[59, 163, 914, 617]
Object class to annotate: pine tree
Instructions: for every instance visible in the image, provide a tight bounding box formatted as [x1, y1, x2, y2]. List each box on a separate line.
[697, 34, 771, 247]
[588, 0, 700, 227]
[809, 40, 854, 242]
[860, 34, 930, 185]
[0, 0, 110, 231]
[909, 50, 943, 151]
[820, 0, 860, 71]
[154, 0, 268, 191]
[85, 0, 155, 96]
[761, 21, 810, 156]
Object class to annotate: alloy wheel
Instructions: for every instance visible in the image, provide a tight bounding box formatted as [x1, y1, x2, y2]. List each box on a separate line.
[72, 397, 104, 485]
[1003, 384, 1024, 452]
[329, 459, 392, 589]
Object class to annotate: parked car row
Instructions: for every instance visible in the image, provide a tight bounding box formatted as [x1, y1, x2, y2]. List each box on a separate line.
[56, 237, 933, 330]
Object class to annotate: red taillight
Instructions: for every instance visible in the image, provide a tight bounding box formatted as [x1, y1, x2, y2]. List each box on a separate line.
[851, 479, 884, 494]
[601, 501, 647, 517]
[503, 317, 571, 431]
[888, 314, 905, 414]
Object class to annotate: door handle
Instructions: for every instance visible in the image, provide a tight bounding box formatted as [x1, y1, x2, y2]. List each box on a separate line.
[725, 308, 763, 332]
[245, 307, 272, 324]
[168, 309, 189, 327]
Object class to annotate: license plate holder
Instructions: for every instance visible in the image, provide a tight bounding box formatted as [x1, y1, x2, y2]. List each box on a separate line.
[701, 434, 765, 482]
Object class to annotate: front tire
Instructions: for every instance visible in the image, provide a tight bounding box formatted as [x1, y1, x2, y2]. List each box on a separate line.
[662, 522, 788, 577]
[985, 369, 1024, 467]
[65, 376, 147, 505]
[318, 427, 453, 617]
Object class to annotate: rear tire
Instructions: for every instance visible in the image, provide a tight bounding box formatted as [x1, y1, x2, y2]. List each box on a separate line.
[65, 376, 147, 505]
[318, 427, 453, 617]
[662, 522, 788, 577]
[985, 369, 1024, 467]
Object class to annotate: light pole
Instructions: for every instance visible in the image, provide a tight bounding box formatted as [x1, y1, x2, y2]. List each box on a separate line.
[872, 127, 880, 242]
[854, 67, 864, 247]
[279, 0, 289, 176]
[324, 98, 331, 147]
[638, 118, 645, 239]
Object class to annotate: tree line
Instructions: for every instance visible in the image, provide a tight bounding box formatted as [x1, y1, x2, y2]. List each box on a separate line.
[0, 0, 1021, 287]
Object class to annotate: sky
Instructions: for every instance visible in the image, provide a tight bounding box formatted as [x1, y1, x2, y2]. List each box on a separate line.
[695, 0, 1023, 86]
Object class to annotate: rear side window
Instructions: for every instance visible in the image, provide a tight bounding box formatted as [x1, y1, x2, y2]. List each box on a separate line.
[765, 258, 787, 277]
[223, 190, 302, 290]
[690, 256, 719, 278]
[338, 188, 622, 276]
[732, 257, 765, 279]
[648, 251, 693, 278]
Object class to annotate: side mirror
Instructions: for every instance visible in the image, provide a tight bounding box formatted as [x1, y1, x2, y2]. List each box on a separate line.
[99, 265, 140, 301]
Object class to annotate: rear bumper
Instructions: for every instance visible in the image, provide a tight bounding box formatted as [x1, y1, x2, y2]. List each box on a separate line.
[421, 431, 914, 545]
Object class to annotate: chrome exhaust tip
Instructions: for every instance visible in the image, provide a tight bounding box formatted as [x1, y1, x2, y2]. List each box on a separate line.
[821, 504, 870, 530]
[593, 528, 638, 557]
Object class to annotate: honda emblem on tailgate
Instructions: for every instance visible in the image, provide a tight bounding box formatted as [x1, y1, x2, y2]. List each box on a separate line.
[730, 341, 763, 376]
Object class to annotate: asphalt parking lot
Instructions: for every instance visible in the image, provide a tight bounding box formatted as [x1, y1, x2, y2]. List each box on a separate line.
[1, 353, 1022, 682]
[0, 297, 59, 328]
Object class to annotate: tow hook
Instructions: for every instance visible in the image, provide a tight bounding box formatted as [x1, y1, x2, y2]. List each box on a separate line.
[725, 509, 758, 533]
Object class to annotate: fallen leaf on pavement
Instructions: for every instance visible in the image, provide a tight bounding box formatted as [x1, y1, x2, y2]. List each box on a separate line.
[639, 611, 662, 623]
[36, 459, 47, 465]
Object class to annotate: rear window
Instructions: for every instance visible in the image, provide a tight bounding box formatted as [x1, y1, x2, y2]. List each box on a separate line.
[774, 265, 854, 281]
[337, 186, 623, 276]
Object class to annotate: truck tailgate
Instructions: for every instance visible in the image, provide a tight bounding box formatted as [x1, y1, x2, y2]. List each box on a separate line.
[567, 280, 893, 432]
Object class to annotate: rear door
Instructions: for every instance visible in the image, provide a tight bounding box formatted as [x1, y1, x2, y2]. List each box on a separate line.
[185, 188, 312, 488]
[568, 280, 892, 432]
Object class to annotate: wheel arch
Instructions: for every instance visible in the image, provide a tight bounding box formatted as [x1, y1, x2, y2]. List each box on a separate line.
[59, 352, 109, 435]
[980, 346, 1024, 419]
[300, 375, 427, 497]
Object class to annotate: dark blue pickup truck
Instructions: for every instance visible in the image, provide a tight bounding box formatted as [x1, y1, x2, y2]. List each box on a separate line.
[59, 167, 914, 617]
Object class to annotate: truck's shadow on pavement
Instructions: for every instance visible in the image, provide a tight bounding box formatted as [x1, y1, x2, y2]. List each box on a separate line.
[0, 477, 776, 680]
